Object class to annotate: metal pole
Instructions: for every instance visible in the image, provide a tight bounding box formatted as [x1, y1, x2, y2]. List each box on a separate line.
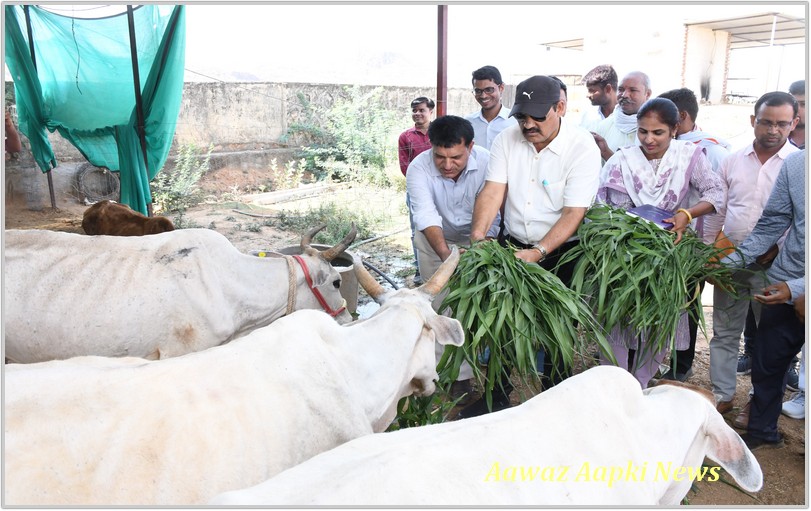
[436, 5, 448, 117]
[126, 5, 153, 216]
[765, 15, 777, 91]
[23, 5, 57, 209]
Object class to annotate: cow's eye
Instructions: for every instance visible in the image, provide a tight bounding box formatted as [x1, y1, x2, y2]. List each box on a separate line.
[333, 279, 341, 289]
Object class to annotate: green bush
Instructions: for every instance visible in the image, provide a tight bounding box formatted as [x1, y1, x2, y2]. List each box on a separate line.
[275, 201, 379, 245]
[283, 87, 403, 186]
[151, 143, 213, 213]
[170, 210, 201, 229]
[270, 157, 306, 190]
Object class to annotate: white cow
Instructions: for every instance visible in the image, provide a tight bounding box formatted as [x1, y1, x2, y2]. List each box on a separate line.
[3, 249, 464, 506]
[210, 365, 763, 506]
[3, 224, 355, 362]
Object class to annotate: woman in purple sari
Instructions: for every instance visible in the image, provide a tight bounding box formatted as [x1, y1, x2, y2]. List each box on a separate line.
[595, 97, 724, 388]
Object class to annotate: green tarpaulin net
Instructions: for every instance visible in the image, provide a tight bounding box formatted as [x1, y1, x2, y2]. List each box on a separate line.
[4, 5, 185, 214]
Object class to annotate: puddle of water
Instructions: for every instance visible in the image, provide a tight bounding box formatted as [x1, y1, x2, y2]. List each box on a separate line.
[353, 256, 412, 319]
[353, 249, 412, 293]
[381, 257, 413, 276]
[355, 300, 381, 319]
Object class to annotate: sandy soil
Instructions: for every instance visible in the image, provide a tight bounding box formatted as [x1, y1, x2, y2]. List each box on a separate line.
[4, 161, 805, 506]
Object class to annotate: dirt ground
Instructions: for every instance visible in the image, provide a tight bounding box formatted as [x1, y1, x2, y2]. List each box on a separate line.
[3, 160, 805, 506]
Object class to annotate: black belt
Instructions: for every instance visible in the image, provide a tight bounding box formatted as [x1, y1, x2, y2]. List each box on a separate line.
[504, 235, 578, 254]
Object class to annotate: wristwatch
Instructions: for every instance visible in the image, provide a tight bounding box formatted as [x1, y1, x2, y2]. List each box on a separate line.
[532, 243, 548, 261]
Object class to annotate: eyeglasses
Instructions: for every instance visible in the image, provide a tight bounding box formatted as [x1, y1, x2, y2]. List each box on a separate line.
[755, 119, 793, 130]
[514, 113, 547, 123]
[473, 87, 497, 96]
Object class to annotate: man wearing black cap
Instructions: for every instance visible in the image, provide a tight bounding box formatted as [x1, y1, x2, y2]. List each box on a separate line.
[462, 75, 601, 418]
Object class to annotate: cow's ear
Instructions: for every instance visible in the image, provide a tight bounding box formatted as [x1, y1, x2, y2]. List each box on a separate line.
[428, 316, 464, 347]
[703, 412, 763, 492]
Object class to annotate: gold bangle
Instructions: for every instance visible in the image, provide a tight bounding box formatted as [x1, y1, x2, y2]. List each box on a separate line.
[676, 208, 693, 224]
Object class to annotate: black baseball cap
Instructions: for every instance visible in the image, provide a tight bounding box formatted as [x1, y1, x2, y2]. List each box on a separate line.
[509, 76, 561, 119]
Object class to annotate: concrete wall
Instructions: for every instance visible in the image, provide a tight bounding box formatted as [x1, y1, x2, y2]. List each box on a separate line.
[175, 81, 487, 150]
[11, 81, 485, 163]
[5, 81, 486, 208]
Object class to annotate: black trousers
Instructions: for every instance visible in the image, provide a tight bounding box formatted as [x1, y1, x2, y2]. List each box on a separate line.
[748, 303, 805, 441]
[742, 303, 758, 354]
[503, 235, 579, 287]
[501, 235, 580, 388]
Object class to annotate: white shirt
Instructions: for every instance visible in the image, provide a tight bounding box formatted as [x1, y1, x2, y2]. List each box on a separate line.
[702, 141, 799, 245]
[678, 129, 732, 172]
[465, 105, 516, 150]
[406, 145, 499, 241]
[579, 105, 609, 132]
[594, 112, 641, 152]
[487, 118, 601, 245]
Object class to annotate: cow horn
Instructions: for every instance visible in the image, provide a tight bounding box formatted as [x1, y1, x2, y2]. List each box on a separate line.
[418, 246, 460, 297]
[300, 224, 327, 256]
[354, 258, 385, 301]
[320, 223, 358, 261]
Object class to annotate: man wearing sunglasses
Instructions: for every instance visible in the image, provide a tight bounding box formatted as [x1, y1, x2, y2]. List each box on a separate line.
[465, 66, 516, 150]
[463, 76, 601, 417]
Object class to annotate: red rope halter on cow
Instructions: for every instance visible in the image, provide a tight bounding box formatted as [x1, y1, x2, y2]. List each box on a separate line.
[292, 254, 347, 318]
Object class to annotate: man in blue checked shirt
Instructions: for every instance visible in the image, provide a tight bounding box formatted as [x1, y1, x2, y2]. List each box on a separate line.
[721, 150, 805, 450]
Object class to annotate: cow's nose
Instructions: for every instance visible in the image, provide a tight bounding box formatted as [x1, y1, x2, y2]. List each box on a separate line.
[412, 378, 435, 397]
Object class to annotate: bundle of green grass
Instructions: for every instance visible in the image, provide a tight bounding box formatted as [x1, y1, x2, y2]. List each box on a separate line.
[438, 240, 613, 410]
[393, 204, 738, 426]
[557, 204, 738, 364]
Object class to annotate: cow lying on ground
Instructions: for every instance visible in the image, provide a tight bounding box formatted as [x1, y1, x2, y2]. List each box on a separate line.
[82, 200, 175, 235]
[3, 249, 464, 505]
[210, 365, 763, 506]
[4, 224, 355, 362]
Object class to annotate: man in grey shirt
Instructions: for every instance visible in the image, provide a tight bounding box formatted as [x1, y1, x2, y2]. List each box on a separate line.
[406, 115, 499, 402]
[407, 115, 499, 285]
[722, 150, 805, 450]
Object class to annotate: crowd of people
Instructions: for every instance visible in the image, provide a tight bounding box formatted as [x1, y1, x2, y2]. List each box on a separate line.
[397, 65, 806, 451]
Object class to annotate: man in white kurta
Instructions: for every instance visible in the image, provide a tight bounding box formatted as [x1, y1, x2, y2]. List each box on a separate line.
[592, 71, 651, 161]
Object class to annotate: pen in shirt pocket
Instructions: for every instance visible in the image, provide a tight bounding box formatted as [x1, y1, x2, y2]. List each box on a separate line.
[542, 179, 550, 186]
